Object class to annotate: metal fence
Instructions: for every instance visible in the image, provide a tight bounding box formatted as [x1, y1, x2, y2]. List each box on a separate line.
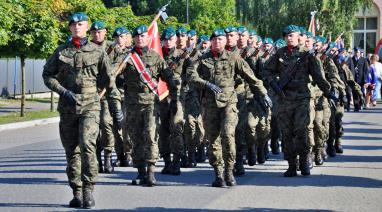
[0, 58, 49, 97]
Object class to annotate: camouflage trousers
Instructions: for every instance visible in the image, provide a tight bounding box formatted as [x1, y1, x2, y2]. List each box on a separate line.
[308, 96, 331, 153]
[234, 93, 248, 159]
[158, 99, 184, 157]
[59, 111, 100, 193]
[246, 99, 271, 148]
[98, 99, 115, 152]
[270, 95, 281, 144]
[204, 103, 238, 170]
[278, 98, 314, 160]
[125, 103, 159, 168]
[328, 102, 344, 142]
[184, 95, 205, 153]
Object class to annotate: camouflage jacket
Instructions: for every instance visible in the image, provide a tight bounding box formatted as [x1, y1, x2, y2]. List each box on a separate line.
[264, 45, 331, 101]
[187, 49, 267, 108]
[42, 40, 116, 114]
[122, 46, 176, 105]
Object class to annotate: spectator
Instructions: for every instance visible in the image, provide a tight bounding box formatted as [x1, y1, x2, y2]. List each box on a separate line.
[370, 54, 382, 106]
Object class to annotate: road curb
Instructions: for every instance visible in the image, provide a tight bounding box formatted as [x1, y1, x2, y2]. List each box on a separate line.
[0, 117, 59, 132]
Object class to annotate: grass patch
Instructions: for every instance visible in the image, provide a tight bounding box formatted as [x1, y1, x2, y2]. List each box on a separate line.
[0, 110, 59, 125]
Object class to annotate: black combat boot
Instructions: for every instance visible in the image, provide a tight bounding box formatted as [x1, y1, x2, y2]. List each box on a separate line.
[326, 139, 337, 157]
[335, 138, 344, 154]
[224, 168, 236, 186]
[82, 189, 95, 209]
[233, 155, 245, 176]
[69, 191, 82, 208]
[212, 166, 226, 187]
[132, 167, 147, 185]
[299, 153, 311, 176]
[196, 144, 207, 163]
[187, 150, 197, 167]
[146, 163, 157, 187]
[114, 153, 128, 167]
[264, 143, 270, 160]
[104, 150, 114, 173]
[170, 154, 181, 175]
[314, 149, 324, 166]
[271, 139, 280, 155]
[247, 144, 257, 166]
[161, 154, 172, 175]
[284, 158, 297, 177]
[257, 144, 266, 164]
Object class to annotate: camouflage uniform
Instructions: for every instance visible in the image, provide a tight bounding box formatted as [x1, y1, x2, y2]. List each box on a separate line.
[108, 44, 132, 166]
[160, 46, 187, 174]
[121, 42, 176, 186]
[264, 43, 331, 176]
[188, 46, 268, 186]
[42, 38, 116, 196]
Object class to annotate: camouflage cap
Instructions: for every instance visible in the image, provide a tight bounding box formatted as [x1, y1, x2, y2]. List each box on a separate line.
[237, 26, 248, 34]
[69, 12, 88, 25]
[210, 28, 225, 39]
[282, 25, 300, 36]
[299, 26, 307, 35]
[315, 36, 327, 43]
[274, 39, 287, 48]
[248, 29, 257, 36]
[176, 26, 187, 36]
[90, 21, 106, 31]
[133, 25, 148, 37]
[161, 27, 176, 40]
[198, 35, 210, 43]
[263, 37, 274, 44]
[224, 26, 237, 33]
[113, 27, 130, 37]
[306, 31, 314, 39]
[187, 29, 197, 37]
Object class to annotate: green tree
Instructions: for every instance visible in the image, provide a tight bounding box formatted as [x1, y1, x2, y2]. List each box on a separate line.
[0, 0, 62, 117]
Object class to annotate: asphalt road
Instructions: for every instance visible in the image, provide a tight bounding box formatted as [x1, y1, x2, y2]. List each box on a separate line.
[0, 106, 381, 211]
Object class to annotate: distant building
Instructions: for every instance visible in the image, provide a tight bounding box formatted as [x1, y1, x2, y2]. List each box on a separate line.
[352, 0, 382, 54]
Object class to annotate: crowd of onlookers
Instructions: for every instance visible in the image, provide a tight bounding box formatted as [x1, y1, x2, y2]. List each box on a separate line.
[341, 47, 382, 109]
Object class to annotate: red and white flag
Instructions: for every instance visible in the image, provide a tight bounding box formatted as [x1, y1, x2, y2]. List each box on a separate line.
[308, 11, 317, 36]
[147, 21, 169, 100]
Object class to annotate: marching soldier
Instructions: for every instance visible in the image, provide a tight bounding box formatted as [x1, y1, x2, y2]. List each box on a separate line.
[120, 25, 178, 187]
[264, 25, 336, 177]
[187, 29, 269, 187]
[43, 12, 122, 208]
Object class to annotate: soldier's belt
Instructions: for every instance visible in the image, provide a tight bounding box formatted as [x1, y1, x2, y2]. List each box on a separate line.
[72, 87, 97, 94]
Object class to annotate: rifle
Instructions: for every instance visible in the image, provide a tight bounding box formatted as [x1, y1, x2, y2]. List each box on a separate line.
[168, 44, 197, 71]
[271, 49, 315, 97]
[261, 46, 275, 59]
[99, 1, 171, 98]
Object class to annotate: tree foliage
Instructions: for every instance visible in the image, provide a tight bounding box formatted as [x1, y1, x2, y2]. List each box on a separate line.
[236, 0, 373, 46]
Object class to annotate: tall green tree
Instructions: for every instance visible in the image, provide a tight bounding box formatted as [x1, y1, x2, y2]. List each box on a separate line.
[0, 0, 62, 117]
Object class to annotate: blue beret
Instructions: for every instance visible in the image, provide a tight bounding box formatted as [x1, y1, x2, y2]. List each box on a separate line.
[176, 27, 187, 36]
[133, 25, 148, 37]
[90, 21, 106, 31]
[69, 12, 88, 25]
[210, 28, 225, 39]
[274, 39, 286, 48]
[187, 29, 197, 37]
[306, 31, 314, 39]
[299, 27, 307, 35]
[237, 26, 248, 34]
[113, 27, 130, 37]
[283, 25, 300, 36]
[249, 29, 257, 36]
[315, 36, 327, 43]
[198, 35, 210, 43]
[224, 26, 237, 33]
[257, 35, 263, 43]
[354, 47, 361, 52]
[161, 27, 176, 40]
[264, 37, 274, 44]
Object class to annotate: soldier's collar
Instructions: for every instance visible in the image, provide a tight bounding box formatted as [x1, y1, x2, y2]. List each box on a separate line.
[133, 46, 149, 55]
[79, 40, 98, 52]
[163, 47, 175, 56]
[225, 45, 237, 52]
